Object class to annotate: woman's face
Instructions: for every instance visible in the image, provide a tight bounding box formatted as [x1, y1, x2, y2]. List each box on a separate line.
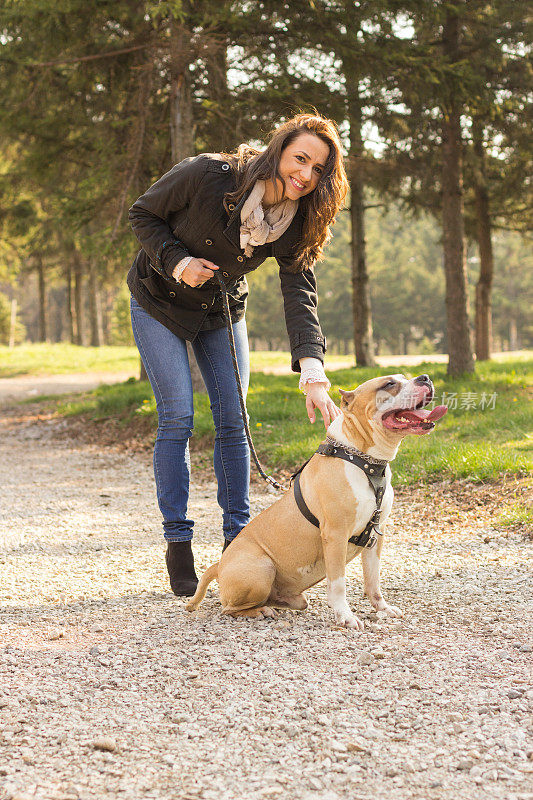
[268, 132, 330, 204]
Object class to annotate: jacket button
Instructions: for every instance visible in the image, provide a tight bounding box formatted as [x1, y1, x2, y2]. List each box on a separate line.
[169, 291, 176, 298]
[237, 255, 244, 262]
[205, 239, 213, 245]
[228, 204, 235, 211]
[221, 163, 230, 171]
[201, 303, 208, 309]
[223, 272, 229, 277]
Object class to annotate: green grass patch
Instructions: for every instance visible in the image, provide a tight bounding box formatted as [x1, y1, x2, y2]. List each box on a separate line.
[0, 343, 140, 377]
[48, 356, 532, 485]
[1, 342, 530, 378]
[56, 377, 151, 423]
[496, 502, 533, 531]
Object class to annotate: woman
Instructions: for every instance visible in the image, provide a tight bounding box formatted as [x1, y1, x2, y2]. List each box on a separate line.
[127, 113, 348, 597]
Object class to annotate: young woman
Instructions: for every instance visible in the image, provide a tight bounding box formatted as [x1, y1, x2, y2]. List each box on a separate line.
[127, 113, 349, 596]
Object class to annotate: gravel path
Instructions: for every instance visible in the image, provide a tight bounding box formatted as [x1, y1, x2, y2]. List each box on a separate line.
[0, 412, 531, 800]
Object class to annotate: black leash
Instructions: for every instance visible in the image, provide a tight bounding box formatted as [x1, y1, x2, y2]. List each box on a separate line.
[216, 270, 386, 544]
[216, 272, 283, 491]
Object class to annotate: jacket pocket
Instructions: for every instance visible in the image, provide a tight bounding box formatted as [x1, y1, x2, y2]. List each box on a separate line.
[139, 274, 173, 307]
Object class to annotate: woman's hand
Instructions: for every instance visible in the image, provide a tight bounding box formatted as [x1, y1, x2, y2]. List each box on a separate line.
[174, 258, 219, 287]
[305, 383, 341, 428]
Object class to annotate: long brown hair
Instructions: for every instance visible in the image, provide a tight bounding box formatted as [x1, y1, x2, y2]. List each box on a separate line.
[223, 113, 348, 272]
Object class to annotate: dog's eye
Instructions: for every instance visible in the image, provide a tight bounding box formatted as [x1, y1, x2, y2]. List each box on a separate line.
[381, 381, 396, 390]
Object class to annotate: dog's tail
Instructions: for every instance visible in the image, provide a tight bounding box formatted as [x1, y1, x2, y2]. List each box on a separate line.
[186, 562, 219, 611]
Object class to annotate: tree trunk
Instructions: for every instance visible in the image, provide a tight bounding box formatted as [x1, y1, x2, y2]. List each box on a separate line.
[87, 266, 103, 347]
[72, 250, 84, 346]
[169, 20, 205, 392]
[169, 22, 195, 163]
[36, 256, 47, 342]
[347, 102, 375, 367]
[472, 121, 493, 361]
[9, 298, 17, 348]
[203, 34, 233, 151]
[441, 10, 474, 377]
[509, 318, 518, 351]
[64, 263, 75, 343]
[398, 333, 405, 355]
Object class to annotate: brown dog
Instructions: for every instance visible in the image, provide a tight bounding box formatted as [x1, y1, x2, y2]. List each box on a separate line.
[187, 374, 447, 628]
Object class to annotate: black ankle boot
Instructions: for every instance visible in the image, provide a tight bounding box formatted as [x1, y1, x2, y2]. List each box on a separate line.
[165, 541, 198, 597]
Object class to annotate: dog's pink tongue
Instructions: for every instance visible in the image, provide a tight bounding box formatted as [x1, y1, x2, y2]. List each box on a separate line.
[403, 405, 448, 422]
[427, 405, 447, 421]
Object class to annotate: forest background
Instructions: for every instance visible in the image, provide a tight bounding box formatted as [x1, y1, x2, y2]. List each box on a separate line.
[0, 0, 531, 376]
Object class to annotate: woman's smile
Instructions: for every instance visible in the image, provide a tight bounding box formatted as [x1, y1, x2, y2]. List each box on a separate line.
[289, 176, 307, 191]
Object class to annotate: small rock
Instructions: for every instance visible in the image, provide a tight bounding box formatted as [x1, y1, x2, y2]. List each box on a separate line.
[493, 649, 513, 660]
[345, 765, 362, 777]
[347, 741, 368, 753]
[46, 629, 64, 641]
[506, 690, 523, 699]
[330, 740, 347, 752]
[447, 712, 462, 722]
[92, 737, 117, 752]
[357, 651, 374, 666]
[370, 648, 386, 659]
[457, 759, 473, 771]
[519, 644, 532, 653]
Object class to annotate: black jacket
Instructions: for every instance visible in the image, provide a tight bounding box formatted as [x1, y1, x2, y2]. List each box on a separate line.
[127, 153, 326, 371]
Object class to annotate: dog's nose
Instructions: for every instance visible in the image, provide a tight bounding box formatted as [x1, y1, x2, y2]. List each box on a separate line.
[414, 374, 431, 386]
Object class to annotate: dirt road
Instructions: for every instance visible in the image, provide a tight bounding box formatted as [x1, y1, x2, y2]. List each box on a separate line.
[0, 411, 531, 800]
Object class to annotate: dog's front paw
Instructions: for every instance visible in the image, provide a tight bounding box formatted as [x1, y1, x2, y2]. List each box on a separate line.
[377, 603, 403, 618]
[334, 607, 364, 630]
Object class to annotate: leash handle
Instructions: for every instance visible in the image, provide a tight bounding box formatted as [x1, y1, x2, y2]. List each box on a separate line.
[215, 272, 286, 492]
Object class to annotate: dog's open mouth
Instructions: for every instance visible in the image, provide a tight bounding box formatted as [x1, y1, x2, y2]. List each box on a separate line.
[381, 404, 448, 434]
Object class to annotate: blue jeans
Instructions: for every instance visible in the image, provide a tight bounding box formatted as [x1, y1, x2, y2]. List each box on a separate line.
[130, 296, 250, 543]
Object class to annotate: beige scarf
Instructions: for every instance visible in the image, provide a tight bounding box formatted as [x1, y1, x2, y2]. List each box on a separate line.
[240, 180, 298, 257]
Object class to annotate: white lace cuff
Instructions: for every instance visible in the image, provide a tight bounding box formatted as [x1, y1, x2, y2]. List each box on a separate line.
[299, 366, 331, 394]
[172, 255, 194, 283]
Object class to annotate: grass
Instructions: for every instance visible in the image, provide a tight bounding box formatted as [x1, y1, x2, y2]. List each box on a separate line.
[49, 356, 532, 486]
[2, 342, 531, 378]
[496, 502, 533, 531]
[0, 343, 140, 377]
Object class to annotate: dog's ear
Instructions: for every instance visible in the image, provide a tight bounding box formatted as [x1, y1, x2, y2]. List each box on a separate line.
[339, 388, 356, 406]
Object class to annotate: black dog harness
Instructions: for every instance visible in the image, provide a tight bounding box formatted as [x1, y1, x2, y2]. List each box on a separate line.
[290, 437, 388, 549]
